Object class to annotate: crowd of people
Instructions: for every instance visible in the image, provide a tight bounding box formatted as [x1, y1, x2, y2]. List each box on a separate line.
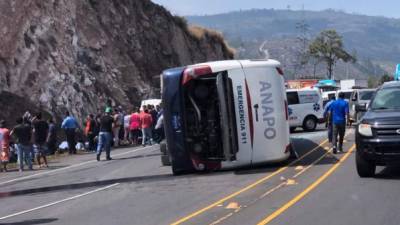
[0, 104, 164, 172]
[0, 112, 56, 172]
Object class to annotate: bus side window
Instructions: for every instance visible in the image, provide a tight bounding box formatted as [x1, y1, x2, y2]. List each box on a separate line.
[287, 92, 300, 105]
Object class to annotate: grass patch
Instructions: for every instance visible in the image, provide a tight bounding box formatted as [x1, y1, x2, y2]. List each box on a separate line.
[187, 25, 236, 59]
[169, 13, 236, 59]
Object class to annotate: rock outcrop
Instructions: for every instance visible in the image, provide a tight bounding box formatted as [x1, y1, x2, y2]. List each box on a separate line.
[0, 0, 233, 123]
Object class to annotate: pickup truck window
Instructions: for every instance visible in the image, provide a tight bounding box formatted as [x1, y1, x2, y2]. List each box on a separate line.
[359, 91, 374, 101]
[371, 88, 400, 110]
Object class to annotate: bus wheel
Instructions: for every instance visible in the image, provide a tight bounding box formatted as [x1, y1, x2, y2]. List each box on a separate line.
[303, 116, 317, 132]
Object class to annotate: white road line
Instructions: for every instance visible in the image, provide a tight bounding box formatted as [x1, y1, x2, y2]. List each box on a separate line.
[0, 183, 120, 220]
[0, 146, 154, 186]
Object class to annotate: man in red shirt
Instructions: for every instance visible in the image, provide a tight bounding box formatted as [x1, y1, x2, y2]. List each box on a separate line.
[140, 109, 153, 146]
[129, 107, 141, 146]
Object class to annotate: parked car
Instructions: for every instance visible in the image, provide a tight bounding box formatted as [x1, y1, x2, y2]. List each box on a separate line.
[286, 89, 324, 132]
[355, 81, 400, 177]
[349, 88, 376, 123]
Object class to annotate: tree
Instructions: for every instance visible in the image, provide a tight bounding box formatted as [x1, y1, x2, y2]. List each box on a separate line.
[309, 30, 356, 79]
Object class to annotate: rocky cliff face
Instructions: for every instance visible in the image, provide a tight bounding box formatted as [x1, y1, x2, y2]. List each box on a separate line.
[0, 0, 233, 123]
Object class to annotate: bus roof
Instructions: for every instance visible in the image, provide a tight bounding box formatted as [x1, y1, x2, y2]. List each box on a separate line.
[188, 59, 281, 74]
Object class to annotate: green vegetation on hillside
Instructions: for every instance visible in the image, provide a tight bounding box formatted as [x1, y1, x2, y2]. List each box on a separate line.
[309, 30, 356, 79]
[187, 9, 399, 79]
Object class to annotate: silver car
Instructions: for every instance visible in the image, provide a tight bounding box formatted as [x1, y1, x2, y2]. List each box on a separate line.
[349, 89, 376, 123]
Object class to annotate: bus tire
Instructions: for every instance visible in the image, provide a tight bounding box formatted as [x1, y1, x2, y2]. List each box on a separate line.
[302, 116, 317, 132]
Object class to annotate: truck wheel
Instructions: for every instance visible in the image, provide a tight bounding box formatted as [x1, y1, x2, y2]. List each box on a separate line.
[302, 116, 317, 132]
[160, 142, 167, 154]
[161, 154, 171, 166]
[356, 150, 375, 177]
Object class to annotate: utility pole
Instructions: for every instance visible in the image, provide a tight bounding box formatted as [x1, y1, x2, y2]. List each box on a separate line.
[295, 4, 310, 78]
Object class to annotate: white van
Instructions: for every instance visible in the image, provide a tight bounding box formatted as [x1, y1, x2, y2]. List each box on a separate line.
[286, 89, 324, 132]
[161, 59, 291, 174]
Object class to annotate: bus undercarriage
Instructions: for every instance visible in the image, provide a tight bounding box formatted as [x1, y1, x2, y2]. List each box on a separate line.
[182, 72, 238, 169]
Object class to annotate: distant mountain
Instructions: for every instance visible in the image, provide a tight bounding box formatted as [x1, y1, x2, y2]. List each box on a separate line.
[187, 9, 400, 79]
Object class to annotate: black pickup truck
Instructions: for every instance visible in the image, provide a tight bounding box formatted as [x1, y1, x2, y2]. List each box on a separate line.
[356, 81, 400, 177]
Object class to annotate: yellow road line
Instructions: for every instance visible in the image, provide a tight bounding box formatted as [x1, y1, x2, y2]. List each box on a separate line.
[256, 144, 356, 225]
[170, 139, 329, 225]
[206, 142, 344, 225]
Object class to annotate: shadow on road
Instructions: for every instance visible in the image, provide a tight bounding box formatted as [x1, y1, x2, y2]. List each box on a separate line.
[290, 127, 326, 134]
[0, 173, 181, 199]
[233, 137, 342, 175]
[113, 153, 161, 161]
[0, 218, 58, 225]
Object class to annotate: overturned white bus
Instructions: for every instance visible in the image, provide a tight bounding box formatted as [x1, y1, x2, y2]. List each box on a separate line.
[161, 60, 291, 175]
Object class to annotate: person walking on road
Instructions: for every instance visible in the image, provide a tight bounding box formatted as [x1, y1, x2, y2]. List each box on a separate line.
[96, 107, 114, 161]
[112, 109, 122, 147]
[0, 120, 10, 172]
[129, 107, 141, 146]
[11, 117, 33, 171]
[46, 118, 57, 155]
[85, 114, 97, 151]
[61, 111, 79, 154]
[118, 107, 125, 144]
[140, 109, 153, 146]
[123, 112, 131, 145]
[154, 113, 164, 144]
[32, 113, 49, 168]
[329, 92, 350, 154]
[324, 96, 336, 145]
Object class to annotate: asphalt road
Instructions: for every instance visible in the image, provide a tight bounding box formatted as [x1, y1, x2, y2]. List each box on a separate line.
[1, 127, 400, 225]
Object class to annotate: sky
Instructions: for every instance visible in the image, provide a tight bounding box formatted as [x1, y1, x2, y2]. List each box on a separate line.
[151, 0, 400, 18]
